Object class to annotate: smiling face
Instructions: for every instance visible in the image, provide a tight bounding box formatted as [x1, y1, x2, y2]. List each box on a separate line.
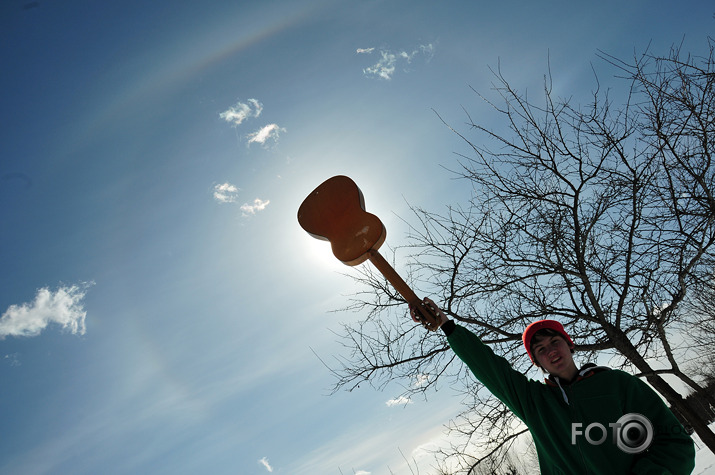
[531, 332, 579, 381]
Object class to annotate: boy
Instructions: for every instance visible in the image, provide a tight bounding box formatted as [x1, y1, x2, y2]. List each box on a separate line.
[411, 299, 696, 474]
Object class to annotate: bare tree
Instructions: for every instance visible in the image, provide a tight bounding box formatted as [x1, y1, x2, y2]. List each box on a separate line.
[326, 39, 715, 467]
[681, 264, 715, 420]
[683, 264, 715, 362]
[434, 433, 536, 475]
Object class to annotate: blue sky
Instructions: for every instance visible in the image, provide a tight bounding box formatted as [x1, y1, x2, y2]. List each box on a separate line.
[1, 1, 713, 474]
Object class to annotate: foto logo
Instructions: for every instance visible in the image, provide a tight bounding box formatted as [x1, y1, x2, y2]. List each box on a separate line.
[571, 413, 654, 454]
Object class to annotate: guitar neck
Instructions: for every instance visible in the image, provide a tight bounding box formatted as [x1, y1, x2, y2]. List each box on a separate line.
[367, 249, 420, 306]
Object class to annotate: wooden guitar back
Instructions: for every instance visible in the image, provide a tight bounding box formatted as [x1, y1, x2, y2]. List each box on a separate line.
[297, 175, 386, 266]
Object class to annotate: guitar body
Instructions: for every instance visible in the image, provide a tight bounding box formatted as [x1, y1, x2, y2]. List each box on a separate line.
[297, 175, 386, 266]
[298, 175, 442, 330]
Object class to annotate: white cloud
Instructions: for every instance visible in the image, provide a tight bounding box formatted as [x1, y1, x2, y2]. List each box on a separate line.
[0, 283, 92, 339]
[247, 123, 285, 146]
[219, 99, 285, 147]
[385, 396, 412, 407]
[356, 47, 375, 54]
[258, 457, 273, 472]
[241, 198, 270, 216]
[213, 182, 239, 203]
[362, 43, 435, 80]
[364, 50, 397, 80]
[414, 373, 430, 387]
[4, 353, 21, 367]
[411, 43, 435, 61]
[219, 98, 263, 126]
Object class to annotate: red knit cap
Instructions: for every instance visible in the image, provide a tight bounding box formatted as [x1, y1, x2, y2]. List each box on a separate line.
[522, 319, 574, 363]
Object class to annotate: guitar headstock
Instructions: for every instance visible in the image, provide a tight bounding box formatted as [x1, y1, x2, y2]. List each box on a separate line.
[298, 175, 386, 266]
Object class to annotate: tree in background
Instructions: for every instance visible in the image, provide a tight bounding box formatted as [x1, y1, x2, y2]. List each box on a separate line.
[681, 261, 715, 422]
[326, 39, 715, 471]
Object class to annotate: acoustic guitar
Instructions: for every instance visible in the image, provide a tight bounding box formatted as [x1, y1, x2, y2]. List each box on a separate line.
[297, 175, 441, 330]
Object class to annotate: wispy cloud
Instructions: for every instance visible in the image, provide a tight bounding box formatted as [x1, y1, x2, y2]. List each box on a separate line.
[414, 373, 430, 387]
[219, 98, 263, 126]
[241, 198, 270, 216]
[359, 43, 435, 80]
[4, 353, 21, 367]
[258, 457, 273, 472]
[220, 99, 286, 147]
[247, 124, 286, 146]
[385, 396, 412, 407]
[213, 182, 239, 203]
[0, 283, 92, 339]
[364, 50, 397, 80]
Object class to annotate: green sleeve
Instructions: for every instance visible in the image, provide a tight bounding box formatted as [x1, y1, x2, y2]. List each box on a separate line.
[446, 323, 533, 420]
[622, 373, 696, 475]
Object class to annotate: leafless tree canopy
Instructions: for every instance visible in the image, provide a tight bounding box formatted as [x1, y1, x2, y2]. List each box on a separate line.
[327, 39, 715, 470]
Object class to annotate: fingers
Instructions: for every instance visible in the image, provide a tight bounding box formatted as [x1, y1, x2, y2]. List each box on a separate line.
[423, 297, 448, 327]
[410, 297, 449, 331]
[409, 304, 421, 323]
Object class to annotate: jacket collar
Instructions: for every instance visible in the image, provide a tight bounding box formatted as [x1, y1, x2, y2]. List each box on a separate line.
[544, 363, 611, 404]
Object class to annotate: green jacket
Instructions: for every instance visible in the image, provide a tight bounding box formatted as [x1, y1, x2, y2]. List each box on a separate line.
[446, 322, 696, 474]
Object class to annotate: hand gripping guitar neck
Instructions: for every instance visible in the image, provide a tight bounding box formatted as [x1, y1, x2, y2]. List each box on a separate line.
[297, 175, 441, 331]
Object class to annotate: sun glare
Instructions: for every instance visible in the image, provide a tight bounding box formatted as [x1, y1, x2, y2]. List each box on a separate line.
[302, 234, 348, 272]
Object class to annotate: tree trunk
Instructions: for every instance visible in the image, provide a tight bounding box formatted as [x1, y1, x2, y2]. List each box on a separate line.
[645, 373, 715, 454]
[607, 324, 715, 454]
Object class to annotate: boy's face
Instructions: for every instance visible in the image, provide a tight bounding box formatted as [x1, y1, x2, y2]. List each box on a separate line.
[532, 335, 577, 379]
